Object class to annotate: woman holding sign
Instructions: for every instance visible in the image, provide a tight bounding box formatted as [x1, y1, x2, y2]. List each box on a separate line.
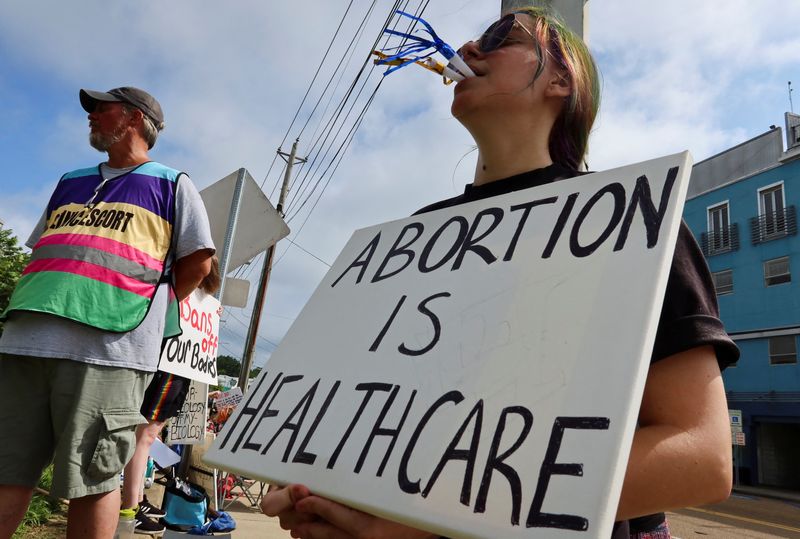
[261, 6, 738, 539]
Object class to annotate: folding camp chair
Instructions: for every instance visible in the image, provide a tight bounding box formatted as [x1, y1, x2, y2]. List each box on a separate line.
[217, 471, 266, 509]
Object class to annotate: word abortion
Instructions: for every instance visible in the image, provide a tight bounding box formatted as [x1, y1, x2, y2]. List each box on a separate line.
[219, 371, 610, 531]
[332, 168, 677, 288]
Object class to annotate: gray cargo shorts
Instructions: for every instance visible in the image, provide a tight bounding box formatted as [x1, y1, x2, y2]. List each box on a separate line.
[0, 354, 151, 499]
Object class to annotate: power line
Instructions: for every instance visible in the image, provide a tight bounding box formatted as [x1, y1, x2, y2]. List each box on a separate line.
[272, 0, 433, 267]
[284, 0, 383, 212]
[228, 0, 433, 344]
[276, 1, 356, 155]
[284, 0, 413, 218]
[279, 82, 384, 257]
[297, 1, 379, 141]
[220, 309, 278, 349]
[285, 0, 425, 221]
[244, 1, 392, 276]
[284, 237, 332, 267]
[261, 1, 354, 196]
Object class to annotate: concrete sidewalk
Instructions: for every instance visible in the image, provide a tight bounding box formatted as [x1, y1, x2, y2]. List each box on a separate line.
[224, 499, 290, 538]
[146, 481, 290, 538]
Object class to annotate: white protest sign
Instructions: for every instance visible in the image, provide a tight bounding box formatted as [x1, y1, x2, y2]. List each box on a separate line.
[158, 290, 221, 385]
[205, 153, 693, 539]
[215, 387, 243, 409]
[166, 379, 208, 445]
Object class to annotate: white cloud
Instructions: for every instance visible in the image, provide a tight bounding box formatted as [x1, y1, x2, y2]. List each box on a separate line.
[1, 1, 799, 365]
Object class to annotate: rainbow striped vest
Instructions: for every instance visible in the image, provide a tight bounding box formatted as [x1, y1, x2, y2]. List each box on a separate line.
[3, 162, 181, 332]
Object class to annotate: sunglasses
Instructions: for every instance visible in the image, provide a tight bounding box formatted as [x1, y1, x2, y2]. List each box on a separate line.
[477, 13, 535, 53]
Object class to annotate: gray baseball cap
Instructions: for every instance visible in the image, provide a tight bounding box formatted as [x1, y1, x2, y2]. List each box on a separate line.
[80, 86, 164, 129]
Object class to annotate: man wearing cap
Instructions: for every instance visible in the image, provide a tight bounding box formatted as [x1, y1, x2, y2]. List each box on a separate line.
[0, 87, 215, 538]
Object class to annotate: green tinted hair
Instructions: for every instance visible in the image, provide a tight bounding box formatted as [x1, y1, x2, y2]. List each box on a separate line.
[512, 6, 600, 170]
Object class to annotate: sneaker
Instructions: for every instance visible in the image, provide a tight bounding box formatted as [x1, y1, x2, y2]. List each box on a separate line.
[134, 509, 165, 536]
[139, 496, 166, 518]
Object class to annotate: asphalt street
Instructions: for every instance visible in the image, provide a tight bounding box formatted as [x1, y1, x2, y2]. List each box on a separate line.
[668, 492, 800, 539]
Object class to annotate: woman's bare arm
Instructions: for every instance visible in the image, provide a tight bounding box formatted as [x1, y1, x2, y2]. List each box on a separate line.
[616, 345, 732, 520]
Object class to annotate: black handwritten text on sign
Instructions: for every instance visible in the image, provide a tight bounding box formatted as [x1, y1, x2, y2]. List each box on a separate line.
[337, 168, 676, 361]
[205, 154, 692, 539]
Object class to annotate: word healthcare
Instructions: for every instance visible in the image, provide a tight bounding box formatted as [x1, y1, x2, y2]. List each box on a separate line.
[205, 153, 694, 539]
[219, 370, 610, 530]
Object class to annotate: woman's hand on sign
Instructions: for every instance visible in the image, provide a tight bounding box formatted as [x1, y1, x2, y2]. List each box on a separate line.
[261, 484, 318, 531]
[293, 490, 437, 539]
[261, 483, 437, 539]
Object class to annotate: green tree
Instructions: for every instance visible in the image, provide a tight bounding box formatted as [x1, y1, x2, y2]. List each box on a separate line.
[217, 354, 242, 377]
[0, 224, 30, 336]
[216, 354, 262, 379]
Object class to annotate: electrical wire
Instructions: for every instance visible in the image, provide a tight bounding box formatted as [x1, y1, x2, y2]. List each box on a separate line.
[281, 0, 356, 147]
[284, 0, 427, 221]
[220, 309, 278, 349]
[271, 0, 432, 268]
[261, 0, 356, 196]
[276, 82, 383, 264]
[284, 0, 414, 218]
[225, 0, 432, 356]
[283, 0, 383, 212]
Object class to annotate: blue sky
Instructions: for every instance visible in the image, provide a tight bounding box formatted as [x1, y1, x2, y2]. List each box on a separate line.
[1, 0, 799, 366]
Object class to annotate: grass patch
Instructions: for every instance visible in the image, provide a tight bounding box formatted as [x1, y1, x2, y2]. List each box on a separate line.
[19, 495, 60, 528]
[12, 466, 63, 539]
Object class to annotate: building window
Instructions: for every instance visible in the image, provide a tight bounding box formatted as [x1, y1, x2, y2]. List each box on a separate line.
[759, 183, 786, 237]
[769, 335, 797, 365]
[764, 256, 791, 286]
[750, 182, 796, 245]
[707, 203, 731, 253]
[711, 269, 733, 295]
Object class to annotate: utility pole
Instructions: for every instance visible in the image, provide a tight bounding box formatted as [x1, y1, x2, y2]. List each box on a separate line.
[238, 139, 306, 393]
[501, 0, 589, 39]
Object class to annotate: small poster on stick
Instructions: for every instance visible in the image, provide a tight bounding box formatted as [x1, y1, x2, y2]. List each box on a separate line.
[214, 387, 243, 409]
[166, 379, 208, 445]
[205, 153, 693, 539]
[158, 290, 221, 385]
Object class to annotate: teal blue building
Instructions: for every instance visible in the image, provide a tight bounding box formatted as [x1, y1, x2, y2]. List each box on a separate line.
[682, 113, 800, 489]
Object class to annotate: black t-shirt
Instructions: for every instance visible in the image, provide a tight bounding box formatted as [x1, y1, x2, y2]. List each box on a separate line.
[417, 163, 740, 539]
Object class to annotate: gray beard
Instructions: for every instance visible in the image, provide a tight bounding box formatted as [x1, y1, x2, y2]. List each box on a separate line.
[89, 127, 126, 152]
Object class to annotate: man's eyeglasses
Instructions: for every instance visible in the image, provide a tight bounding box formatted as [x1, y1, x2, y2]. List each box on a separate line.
[477, 13, 535, 53]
